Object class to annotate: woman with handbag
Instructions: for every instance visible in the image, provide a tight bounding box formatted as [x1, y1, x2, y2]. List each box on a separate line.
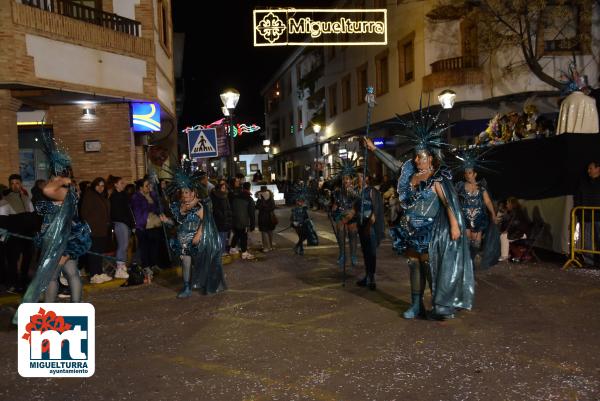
[256, 185, 277, 252]
[130, 178, 163, 276]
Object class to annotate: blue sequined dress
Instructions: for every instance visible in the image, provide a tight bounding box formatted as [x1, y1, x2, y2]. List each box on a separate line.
[170, 199, 226, 294]
[455, 181, 489, 233]
[332, 188, 358, 224]
[390, 162, 475, 311]
[169, 201, 203, 256]
[13, 188, 91, 323]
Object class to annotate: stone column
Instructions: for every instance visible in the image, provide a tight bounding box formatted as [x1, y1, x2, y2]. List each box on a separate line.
[0, 90, 22, 186]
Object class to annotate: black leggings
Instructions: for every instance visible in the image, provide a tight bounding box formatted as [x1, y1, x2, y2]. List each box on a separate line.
[231, 228, 248, 252]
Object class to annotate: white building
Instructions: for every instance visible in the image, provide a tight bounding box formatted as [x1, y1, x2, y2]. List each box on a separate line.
[263, 0, 599, 180]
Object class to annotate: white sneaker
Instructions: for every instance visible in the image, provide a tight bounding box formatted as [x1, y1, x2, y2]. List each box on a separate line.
[229, 247, 240, 255]
[90, 274, 105, 284]
[114, 266, 129, 279]
[241, 251, 255, 260]
[262, 248, 271, 253]
[100, 273, 113, 283]
[59, 273, 68, 286]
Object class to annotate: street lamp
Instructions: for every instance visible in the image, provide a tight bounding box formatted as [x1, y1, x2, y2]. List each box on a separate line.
[263, 139, 271, 181]
[313, 123, 322, 178]
[438, 89, 456, 143]
[220, 88, 240, 177]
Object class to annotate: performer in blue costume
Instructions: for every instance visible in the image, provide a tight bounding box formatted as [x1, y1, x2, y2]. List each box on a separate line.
[164, 168, 226, 298]
[11, 133, 91, 324]
[364, 103, 474, 320]
[453, 149, 501, 270]
[290, 185, 319, 255]
[331, 158, 360, 268]
[344, 173, 385, 290]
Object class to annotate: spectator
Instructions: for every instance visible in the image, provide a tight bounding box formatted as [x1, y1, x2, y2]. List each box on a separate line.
[256, 185, 277, 252]
[109, 176, 134, 279]
[253, 169, 263, 182]
[131, 178, 162, 272]
[230, 182, 256, 260]
[211, 181, 232, 255]
[574, 160, 600, 267]
[80, 177, 113, 284]
[4, 174, 36, 292]
[498, 197, 531, 262]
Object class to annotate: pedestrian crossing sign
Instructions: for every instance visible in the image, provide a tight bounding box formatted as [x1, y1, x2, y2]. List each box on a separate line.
[188, 128, 218, 158]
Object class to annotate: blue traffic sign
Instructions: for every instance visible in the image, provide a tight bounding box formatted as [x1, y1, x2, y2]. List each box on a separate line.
[188, 128, 218, 158]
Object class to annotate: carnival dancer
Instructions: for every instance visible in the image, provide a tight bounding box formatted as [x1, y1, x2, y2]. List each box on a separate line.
[290, 185, 318, 255]
[363, 101, 474, 320]
[345, 173, 385, 290]
[164, 168, 226, 298]
[11, 133, 91, 324]
[453, 149, 500, 269]
[331, 157, 360, 268]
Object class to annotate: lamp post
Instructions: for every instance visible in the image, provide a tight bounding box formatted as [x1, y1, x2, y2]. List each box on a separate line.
[313, 123, 322, 178]
[220, 88, 240, 177]
[438, 89, 456, 143]
[263, 139, 270, 182]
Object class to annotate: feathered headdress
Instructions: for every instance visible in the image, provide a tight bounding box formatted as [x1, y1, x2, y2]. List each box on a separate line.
[559, 62, 588, 95]
[332, 153, 361, 180]
[449, 147, 497, 175]
[161, 161, 205, 198]
[392, 95, 450, 159]
[40, 126, 71, 177]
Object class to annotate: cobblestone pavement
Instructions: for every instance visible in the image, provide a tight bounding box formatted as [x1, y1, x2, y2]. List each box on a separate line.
[0, 207, 599, 401]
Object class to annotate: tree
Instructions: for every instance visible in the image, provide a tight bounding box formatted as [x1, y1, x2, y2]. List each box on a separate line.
[428, 0, 596, 90]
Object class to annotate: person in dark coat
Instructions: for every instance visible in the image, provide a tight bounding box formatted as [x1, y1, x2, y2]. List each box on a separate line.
[211, 181, 233, 254]
[256, 185, 277, 252]
[230, 182, 256, 260]
[80, 177, 113, 284]
[130, 178, 162, 274]
[109, 176, 135, 279]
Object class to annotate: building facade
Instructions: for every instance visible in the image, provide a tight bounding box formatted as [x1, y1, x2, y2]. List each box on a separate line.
[263, 0, 599, 181]
[0, 0, 176, 187]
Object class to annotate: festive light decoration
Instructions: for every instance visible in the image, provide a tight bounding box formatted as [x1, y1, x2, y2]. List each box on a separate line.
[182, 120, 261, 137]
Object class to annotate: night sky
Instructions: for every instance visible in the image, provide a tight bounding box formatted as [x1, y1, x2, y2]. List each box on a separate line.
[172, 1, 332, 151]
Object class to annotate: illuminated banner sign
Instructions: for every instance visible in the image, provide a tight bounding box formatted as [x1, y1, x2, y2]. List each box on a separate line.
[131, 102, 161, 132]
[253, 9, 387, 46]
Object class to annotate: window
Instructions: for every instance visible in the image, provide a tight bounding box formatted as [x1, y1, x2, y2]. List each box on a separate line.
[539, 2, 587, 54]
[356, 63, 368, 105]
[375, 50, 389, 95]
[158, 0, 170, 51]
[341, 74, 352, 112]
[398, 32, 415, 86]
[326, 46, 336, 61]
[328, 83, 338, 117]
[287, 73, 292, 98]
[298, 107, 304, 132]
[271, 124, 280, 144]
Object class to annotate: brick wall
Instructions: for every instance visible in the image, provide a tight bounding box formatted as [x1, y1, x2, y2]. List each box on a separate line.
[0, 90, 21, 185]
[47, 103, 138, 184]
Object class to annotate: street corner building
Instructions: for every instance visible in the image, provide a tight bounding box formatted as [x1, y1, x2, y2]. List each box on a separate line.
[0, 0, 178, 185]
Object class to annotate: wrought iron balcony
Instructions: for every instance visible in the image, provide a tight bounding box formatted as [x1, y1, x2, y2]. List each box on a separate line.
[22, 0, 141, 36]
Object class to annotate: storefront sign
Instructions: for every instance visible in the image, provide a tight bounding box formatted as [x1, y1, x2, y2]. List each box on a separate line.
[373, 138, 385, 148]
[131, 102, 161, 132]
[254, 9, 387, 46]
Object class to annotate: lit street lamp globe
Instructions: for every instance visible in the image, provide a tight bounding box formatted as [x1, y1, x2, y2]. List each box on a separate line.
[438, 89, 457, 109]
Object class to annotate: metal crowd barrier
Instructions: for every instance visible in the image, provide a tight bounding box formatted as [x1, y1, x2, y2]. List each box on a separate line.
[563, 206, 600, 269]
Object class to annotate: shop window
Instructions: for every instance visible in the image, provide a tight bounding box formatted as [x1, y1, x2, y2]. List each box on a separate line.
[375, 49, 389, 95]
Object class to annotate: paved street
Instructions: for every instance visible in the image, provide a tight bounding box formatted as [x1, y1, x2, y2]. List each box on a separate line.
[1, 207, 599, 401]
